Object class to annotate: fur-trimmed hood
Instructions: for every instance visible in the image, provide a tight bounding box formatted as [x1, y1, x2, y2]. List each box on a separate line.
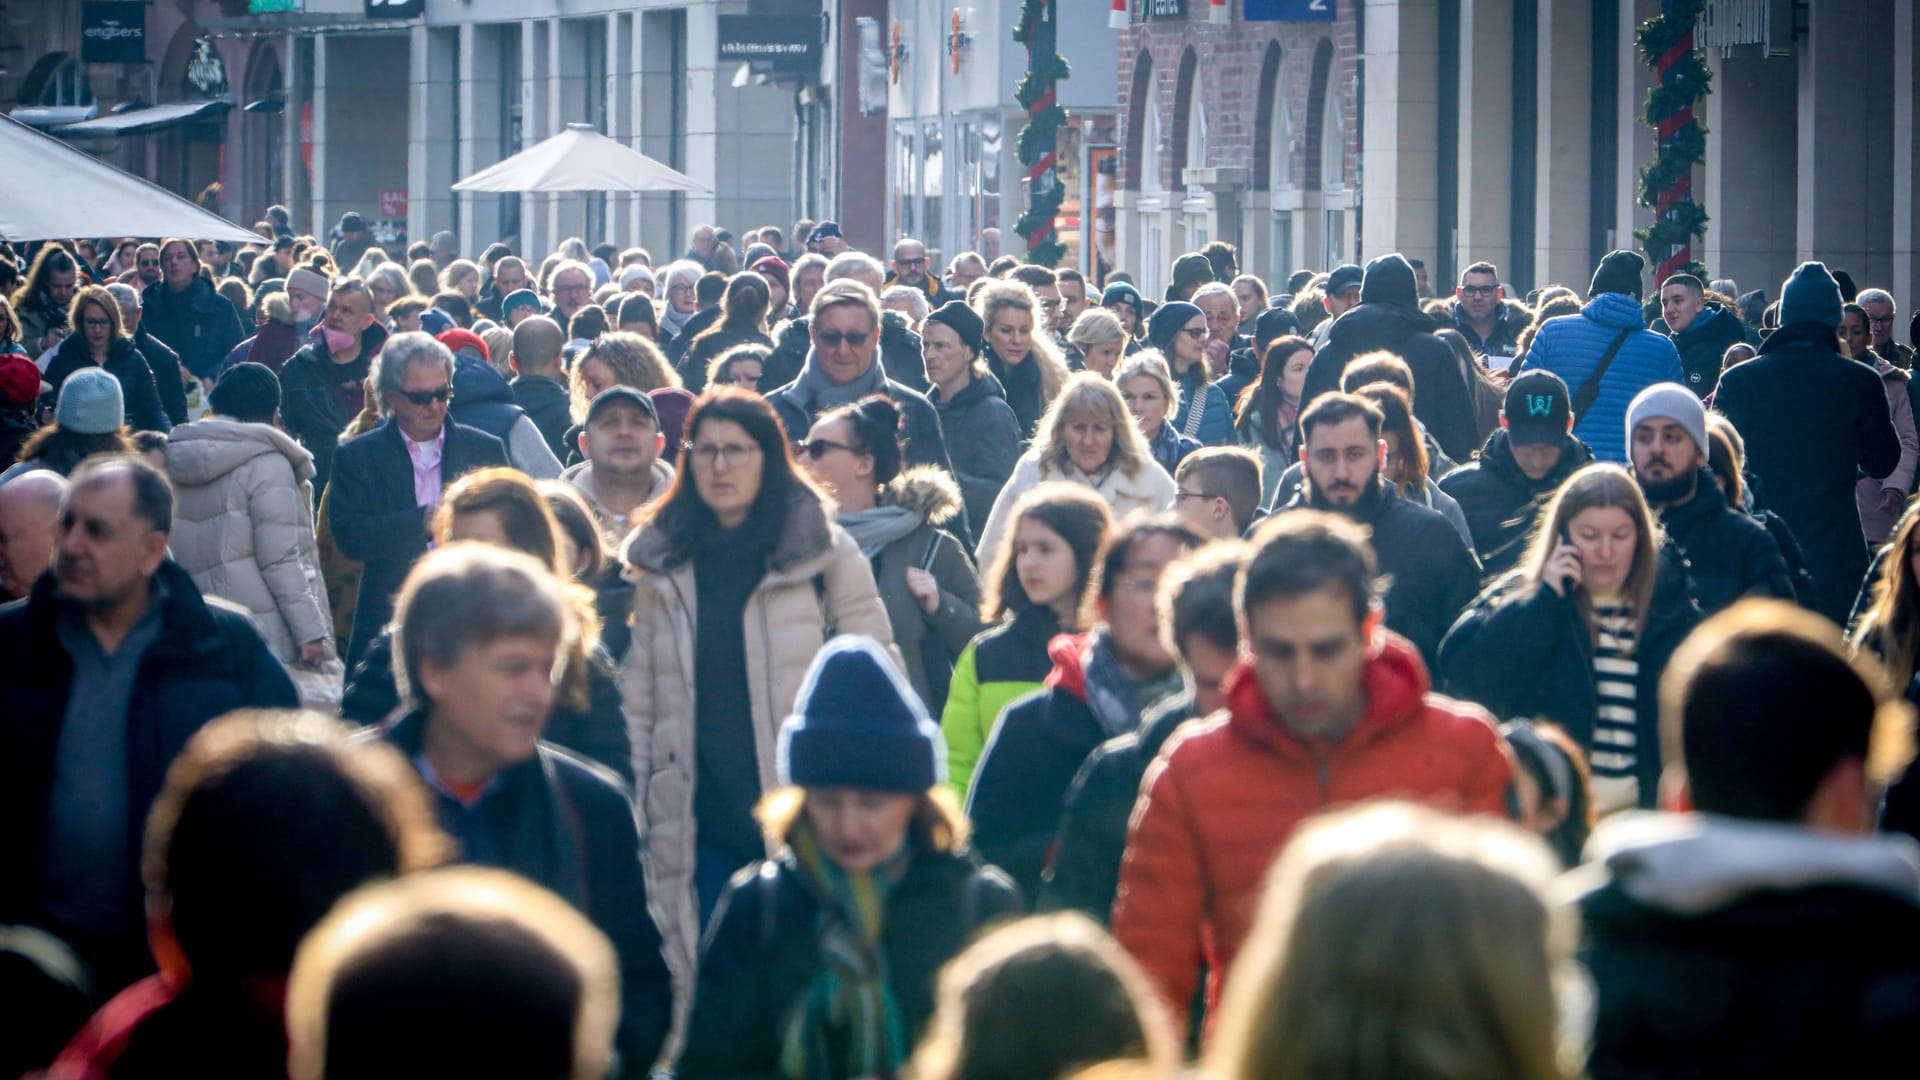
[262, 290, 292, 326]
[877, 465, 963, 527]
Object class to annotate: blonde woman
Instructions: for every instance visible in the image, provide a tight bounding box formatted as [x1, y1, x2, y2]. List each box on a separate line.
[1113, 351, 1199, 477]
[1066, 307, 1131, 378]
[975, 278, 1071, 436]
[1440, 463, 1701, 812]
[974, 372, 1176, 560]
[1208, 801, 1583, 1080]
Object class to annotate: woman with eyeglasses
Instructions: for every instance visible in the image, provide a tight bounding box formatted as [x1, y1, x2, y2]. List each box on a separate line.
[658, 260, 705, 344]
[974, 279, 1070, 438]
[1114, 351, 1200, 477]
[678, 272, 776, 392]
[706, 342, 769, 394]
[1145, 300, 1234, 446]
[801, 394, 984, 714]
[41, 283, 171, 432]
[622, 387, 895, 987]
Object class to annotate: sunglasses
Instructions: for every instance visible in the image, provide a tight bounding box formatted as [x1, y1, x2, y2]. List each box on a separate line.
[1181, 326, 1209, 339]
[815, 330, 872, 349]
[800, 437, 860, 459]
[400, 386, 453, 406]
[138, 259, 160, 268]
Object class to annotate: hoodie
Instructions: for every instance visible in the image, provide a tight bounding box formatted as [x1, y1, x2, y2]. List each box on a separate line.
[561, 456, 674, 550]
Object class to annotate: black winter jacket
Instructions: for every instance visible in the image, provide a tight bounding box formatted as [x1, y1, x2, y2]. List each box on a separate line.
[280, 321, 389, 501]
[676, 326, 774, 392]
[758, 310, 929, 395]
[140, 277, 245, 380]
[42, 335, 172, 433]
[133, 327, 189, 426]
[1654, 469, 1794, 615]
[678, 844, 1020, 1080]
[930, 373, 1021, 546]
[766, 374, 954, 477]
[1437, 428, 1594, 576]
[1669, 302, 1746, 397]
[512, 372, 575, 461]
[984, 342, 1048, 438]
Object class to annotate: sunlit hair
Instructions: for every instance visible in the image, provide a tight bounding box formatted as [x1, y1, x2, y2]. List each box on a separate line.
[537, 479, 610, 581]
[980, 481, 1112, 623]
[1511, 463, 1659, 644]
[973, 278, 1070, 407]
[1031, 373, 1153, 481]
[1703, 413, 1744, 509]
[392, 543, 580, 712]
[430, 467, 566, 576]
[66, 285, 125, 341]
[909, 913, 1176, 1080]
[755, 784, 967, 853]
[1208, 801, 1580, 1080]
[1066, 307, 1128, 352]
[1111, 350, 1182, 418]
[1854, 506, 1920, 682]
[567, 331, 678, 423]
[1353, 382, 1428, 494]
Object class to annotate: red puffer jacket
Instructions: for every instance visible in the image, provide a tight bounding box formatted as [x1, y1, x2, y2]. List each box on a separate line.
[1111, 632, 1512, 1032]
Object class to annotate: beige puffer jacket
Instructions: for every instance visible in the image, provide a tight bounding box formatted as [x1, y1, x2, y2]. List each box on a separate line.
[621, 483, 895, 1020]
[164, 418, 334, 663]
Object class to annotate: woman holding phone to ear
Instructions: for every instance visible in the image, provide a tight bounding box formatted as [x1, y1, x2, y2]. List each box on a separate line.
[1440, 464, 1700, 814]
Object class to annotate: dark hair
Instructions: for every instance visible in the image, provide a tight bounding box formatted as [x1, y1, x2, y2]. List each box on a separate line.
[692, 272, 772, 355]
[1500, 721, 1592, 868]
[1340, 350, 1414, 398]
[12, 245, 76, 312]
[988, 255, 1021, 278]
[1201, 240, 1239, 281]
[70, 453, 172, 533]
[1298, 392, 1384, 445]
[210, 361, 283, 423]
[1090, 514, 1202, 611]
[1175, 447, 1264, 533]
[1661, 273, 1705, 296]
[1056, 267, 1086, 288]
[17, 425, 136, 475]
[1354, 382, 1428, 491]
[819, 394, 904, 486]
[591, 242, 618, 264]
[1460, 261, 1500, 282]
[1286, 269, 1315, 295]
[616, 292, 657, 330]
[1161, 541, 1247, 657]
[695, 270, 728, 306]
[430, 468, 566, 576]
[1841, 302, 1872, 344]
[142, 710, 446, 979]
[639, 387, 809, 562]
[536, 480, 608, 582]
[480, 242, 513, 268]
[1239, 334, 1315, 446]
[709, 343, 771, 389]
[430, 291, 473, 328]
[567, 304, 610, 342]
[760, 226, 785, 248]
[406, 240, 431, 261]
[1240, 510, 1379, 625]
[131, 430, 169, 457]
[1008, 264, 1057, 289]
[981, 482, 1112, 622]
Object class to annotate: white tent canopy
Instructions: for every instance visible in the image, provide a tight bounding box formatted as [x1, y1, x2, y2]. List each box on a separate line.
[453, 123, 712, 195]
[0, 111, 264, 244]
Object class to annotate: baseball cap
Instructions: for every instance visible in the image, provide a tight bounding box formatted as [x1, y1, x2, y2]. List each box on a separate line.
[584, 385, 659, 427]
[808, 221, 843, 244]
[1326, 264, 1365, 296]
[1503, 369, 1571, 447]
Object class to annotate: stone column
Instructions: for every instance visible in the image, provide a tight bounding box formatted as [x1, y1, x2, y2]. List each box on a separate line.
[1359, 0, 1439, 262]
[1534, 0, 1593, 287]
[1456, 0, 1513, 277]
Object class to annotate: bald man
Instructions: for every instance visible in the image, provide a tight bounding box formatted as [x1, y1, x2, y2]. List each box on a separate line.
[0, 469, 66, 600]
[509, 315, 572, 461]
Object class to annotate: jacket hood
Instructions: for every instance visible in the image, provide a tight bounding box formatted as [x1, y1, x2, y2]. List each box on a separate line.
[878, 465, 963, 527]
[1358, 253, 1419, 310]
[452, 354, 514, 407]
[1573, 812, 1920, 915]
[1220, 631, 1432, 756]
[1327, 299, 1439, 352]
[164, 417, 316, 486]
[623, 480, 836, 576]
[938, 370, 1009, 410]
[562, 456, 673, 516]
[262, 292, 292, 326]
[1582, 291, 1653, 330]
[1756, 319, 1843, 357]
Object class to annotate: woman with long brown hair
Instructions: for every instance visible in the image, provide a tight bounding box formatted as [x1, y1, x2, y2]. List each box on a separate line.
[1852, 505, 1920, 689]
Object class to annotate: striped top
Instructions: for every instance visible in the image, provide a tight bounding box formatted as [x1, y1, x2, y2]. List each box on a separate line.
[1589, 604, 1641, 813]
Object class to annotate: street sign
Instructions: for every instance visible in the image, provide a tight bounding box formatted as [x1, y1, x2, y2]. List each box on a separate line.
[80, 3, 146, 66]
[717, 14, 820, 77]
[1244, 0, 1338, 20]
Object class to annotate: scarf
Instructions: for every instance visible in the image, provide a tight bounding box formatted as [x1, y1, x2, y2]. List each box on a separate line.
[838, 505, 921, 558]
[660, 302, 698, 340]
[779, 819, 914, 1080]
[1080, 630, 1186, 739]
[784, 348, 891, 417]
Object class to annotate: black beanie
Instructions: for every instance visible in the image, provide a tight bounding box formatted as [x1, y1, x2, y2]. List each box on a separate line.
[210, 362, 282, 422]
[924, 300, 984, 355]
[778, 636, 942, 793]
[1589, 249, 1646, 300]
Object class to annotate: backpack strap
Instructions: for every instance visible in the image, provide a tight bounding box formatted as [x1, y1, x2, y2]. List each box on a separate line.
[1570, 329, 1636, 423]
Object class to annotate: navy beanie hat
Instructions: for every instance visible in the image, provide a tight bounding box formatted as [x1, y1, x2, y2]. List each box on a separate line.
[1589, 249, 1646, 300]
[924, 300, 985, 355]
[1148, 300, 1203, 354]
[778, 636, 944, 793]
[1779, 261, 1844, 330]
[210, 362, 282, 421]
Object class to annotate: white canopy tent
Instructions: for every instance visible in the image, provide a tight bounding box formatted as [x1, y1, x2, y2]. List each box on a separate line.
[453, 123, 711, 195]
[0, 111, 264, 244]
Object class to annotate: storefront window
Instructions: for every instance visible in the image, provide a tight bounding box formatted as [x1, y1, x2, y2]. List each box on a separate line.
[893, 123, 918, 241]
[922, 119, 943, 259]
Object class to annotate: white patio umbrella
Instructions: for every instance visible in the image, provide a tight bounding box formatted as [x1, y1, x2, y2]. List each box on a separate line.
[0, 111, 264, 244]
[453, 123, 711, 195]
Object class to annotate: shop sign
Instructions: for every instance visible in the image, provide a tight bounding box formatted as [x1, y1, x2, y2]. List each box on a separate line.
[80, 3, 146, 66]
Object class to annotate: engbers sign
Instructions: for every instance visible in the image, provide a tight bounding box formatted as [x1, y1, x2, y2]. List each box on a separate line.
[80, 3, 146, 66]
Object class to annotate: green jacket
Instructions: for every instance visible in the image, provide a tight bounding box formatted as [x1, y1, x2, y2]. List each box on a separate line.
[939, 607, 1060, 799]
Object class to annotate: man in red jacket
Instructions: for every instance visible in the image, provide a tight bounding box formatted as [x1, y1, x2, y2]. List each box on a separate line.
[1111, 510, 1512, 1034]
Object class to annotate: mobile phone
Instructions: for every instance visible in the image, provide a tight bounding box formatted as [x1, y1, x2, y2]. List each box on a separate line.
[1558, 530, 1579, 594]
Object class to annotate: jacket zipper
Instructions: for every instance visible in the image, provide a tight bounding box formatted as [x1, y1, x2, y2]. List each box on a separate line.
[1314, 751, 1331, 804]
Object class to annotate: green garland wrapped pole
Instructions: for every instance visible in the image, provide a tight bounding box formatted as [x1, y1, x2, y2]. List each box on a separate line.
[1013, 0, 1069, 267]
[1633, 0, 1710, 283]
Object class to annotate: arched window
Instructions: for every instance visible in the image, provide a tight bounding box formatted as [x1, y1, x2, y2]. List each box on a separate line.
[20, 53, 95, 108]
[1320, 70, 1344, 191]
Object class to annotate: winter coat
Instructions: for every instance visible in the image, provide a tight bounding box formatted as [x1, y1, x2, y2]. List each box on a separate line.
[1040, 693, 1198, 922]
[140, 277, 245, 380]
[1171, 362, 1235, 447]
[1657, 469, 1795, 615]
[1276, 481, 1482, 672]
[163, 418, 333, 664]
[1578, 814, 1920, 1079]
[14, 292, 65, 355]
[1438, 556, 1701, 808]
[1147, 419, 1202, 476]
[663, 307, 723, 365]
[676, 326, 774, 392]
[1669, 302, 1746, 397]
[377, 711, 674, 1073]
[930, 372, 1022, 546]
[327, 417, 510, 671]
[677, 840, 1020, 1080]
[1713, 321, 1901, 622]
[621, 484, 896, 999]
[450, 355, 563, 479]
[765, 373, 954, 476]
[758, 310, 929, 395]
[985, 342, 1050, 438]
[1451, 298, 1530, 363]
[1215, 347, 1261, 409]
[863, 469, 984, 713]
[940, 607, 1062, 801]
[0, 561, 298, 979]
[280, 320, 389, 501]
[975, 450, 1177, 563]
[1112, 638, 1510, 1029]
[1856, 356, 1920, 543]
[563, 458, 675, 551]
[1517, 293, 1683, 462]
[132, 327, 189, 426]
[217, 296, 306, 377]
[1303, 260, 1481, 461]
[1438, 428, 1596, 577]
[511, 371, 575, 462]
[42, 335, 171, 434]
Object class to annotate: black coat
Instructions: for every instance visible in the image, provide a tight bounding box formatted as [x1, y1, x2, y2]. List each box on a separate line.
[1655, 469, 1794, 615]
[1279, 481, 1482, 672]
[1669, 302, 1746, 397]
[1437, 428, 1594, 577]
[140, 277, 245, 380]
[378, 712, 672, 1074]
[511, 372, 575, 462]
[766, 374, 954, 477]
[759, 311, 929, 395]
[1713, 322, 1901, 622]
[678, 844, 1020, 1080]
[931, 373, 1022, 546]
[985, 342, 1048, 438]
[1439, 556, 1701, 808]
[966, 683, 1105, 902]
[327, 417, 509, 671]
[133, 327, 189, 426]
[664, 306, 723, 365]
[42, 335, 172, 433]
[0, 562, 297, 985]
[280, 321, 389, 502]
[676, 326, 775, 392]
[1040, 693, 1197, 923]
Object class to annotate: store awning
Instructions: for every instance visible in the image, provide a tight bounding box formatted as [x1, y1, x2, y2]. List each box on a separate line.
[56, 100, 232, 139]
[10, 105, 99, 129]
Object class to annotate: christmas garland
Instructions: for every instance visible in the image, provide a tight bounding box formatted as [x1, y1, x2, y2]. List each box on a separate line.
[1632, 0, 1711, 281]
[1013, 0, 1070, 266]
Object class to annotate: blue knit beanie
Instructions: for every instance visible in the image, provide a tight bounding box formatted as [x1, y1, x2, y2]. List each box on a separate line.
[778, 636, 943, 793]
[1779, 261, 1843, 330]
[1147, 300, 1203, 355]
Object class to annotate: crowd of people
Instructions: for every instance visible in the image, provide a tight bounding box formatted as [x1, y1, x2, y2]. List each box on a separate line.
[2, 211, 1919, 1079]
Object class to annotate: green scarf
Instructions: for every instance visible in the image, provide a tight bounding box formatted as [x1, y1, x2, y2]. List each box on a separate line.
[778, 819, 914, 1080]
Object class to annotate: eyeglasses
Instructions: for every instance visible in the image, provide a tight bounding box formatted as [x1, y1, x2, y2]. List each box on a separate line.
[685, 442, 761, 468]
[1172, 488, 1218, 502]
[1181, 326, 1209, 339]
[137, 259, 160, 268]
[1459, 284, 1498, 297]
[81, 318, 113, 329]
[668, 284, 694, 295]
[800, 437, 860, 459]
[1869, 315, 1897, 328]
[897, 257, 928, 267]
[399, 386, 453, 406]
[815, 330, 872, 349]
